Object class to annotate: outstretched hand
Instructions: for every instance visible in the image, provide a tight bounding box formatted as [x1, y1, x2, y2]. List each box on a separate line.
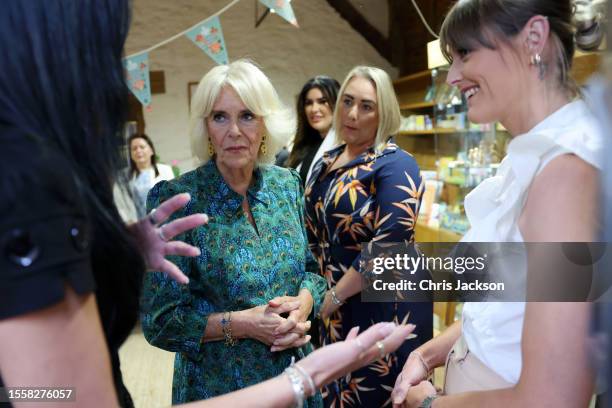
[128, 193, 208, 284]
[297, 322, 416, 390]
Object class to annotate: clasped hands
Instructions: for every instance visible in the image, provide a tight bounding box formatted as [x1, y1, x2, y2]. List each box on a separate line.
[242, 291, 314, 352]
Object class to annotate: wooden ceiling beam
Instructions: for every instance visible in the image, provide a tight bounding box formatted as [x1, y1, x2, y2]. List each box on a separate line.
[326, 0, 392, 63]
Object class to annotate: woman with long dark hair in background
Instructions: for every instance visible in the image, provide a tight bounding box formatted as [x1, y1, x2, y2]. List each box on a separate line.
[128, 133, 175, 218]
[285, 76, 340, 184]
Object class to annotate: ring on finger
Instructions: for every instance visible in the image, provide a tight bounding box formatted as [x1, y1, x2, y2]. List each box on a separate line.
[157, 225, 169, 242]
[376, 340, 386, 359]
[148, 208, 158, 225]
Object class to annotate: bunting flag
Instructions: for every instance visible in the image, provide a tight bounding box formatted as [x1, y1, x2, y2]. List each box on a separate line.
[259, 0, 299, 27]
[185, 16, 229, 65]
[122, 0, 301, 108]
[124, 53, 152, 107]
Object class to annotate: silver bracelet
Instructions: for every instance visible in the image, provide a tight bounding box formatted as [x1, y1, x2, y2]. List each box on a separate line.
[292, 360, 316, 397]
[330, 288, 343, 305]
[285, 366, 305, 408]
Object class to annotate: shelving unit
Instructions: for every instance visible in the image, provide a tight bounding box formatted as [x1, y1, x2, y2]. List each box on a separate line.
[399, 128, 465, 136]
[400, 101, 436, 111]
[394, 68, 511, 249]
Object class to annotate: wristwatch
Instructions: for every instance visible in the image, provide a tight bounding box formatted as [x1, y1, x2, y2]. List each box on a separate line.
[419, 395, 438, 408]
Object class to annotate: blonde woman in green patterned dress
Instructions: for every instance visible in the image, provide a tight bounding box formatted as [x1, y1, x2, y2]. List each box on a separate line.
[141, 60, 327, 406]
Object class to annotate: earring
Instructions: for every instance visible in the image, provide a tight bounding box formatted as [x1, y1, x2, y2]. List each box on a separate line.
[208, 138, 214, 157]
[530, 53, 546, 80]
[260, 135, 267, 155]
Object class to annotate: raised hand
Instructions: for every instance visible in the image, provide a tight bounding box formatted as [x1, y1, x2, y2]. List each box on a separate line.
[128, 193, 208, 284]
[297, 322, 416, 390]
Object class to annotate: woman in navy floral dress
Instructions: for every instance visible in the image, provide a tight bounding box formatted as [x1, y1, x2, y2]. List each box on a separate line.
[305, 66, 433, 407]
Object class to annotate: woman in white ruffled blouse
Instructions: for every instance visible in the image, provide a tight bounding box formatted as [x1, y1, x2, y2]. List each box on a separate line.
[392, 1, 603, 407]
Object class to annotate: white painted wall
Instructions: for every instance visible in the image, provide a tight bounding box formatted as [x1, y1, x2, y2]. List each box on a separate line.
[125, 0, 397, 172]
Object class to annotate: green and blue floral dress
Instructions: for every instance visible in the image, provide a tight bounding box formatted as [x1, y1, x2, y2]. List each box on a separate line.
[141, 160, 326, 405]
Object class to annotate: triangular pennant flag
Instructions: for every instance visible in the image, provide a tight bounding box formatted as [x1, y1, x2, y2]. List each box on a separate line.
[185, 16, 229, 65]
[124, 53, 152, 107]
[259, 0, 299, 27]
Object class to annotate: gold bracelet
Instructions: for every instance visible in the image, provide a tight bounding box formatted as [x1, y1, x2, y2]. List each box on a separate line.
[221, 312, 237, 346]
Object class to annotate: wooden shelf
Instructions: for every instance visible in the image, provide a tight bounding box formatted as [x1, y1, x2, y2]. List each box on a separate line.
[393, 70, 432, 87]
[400, 101, 435, 110]
[415, 223, 462, 243]
[399, 128, 463, 135]
[443, 179, 470, 187]
[393, 70, 434, 105]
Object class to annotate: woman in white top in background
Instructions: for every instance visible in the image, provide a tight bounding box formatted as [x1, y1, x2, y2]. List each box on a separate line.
[128, 133, 175, 218]
[391, 0, 603, 407]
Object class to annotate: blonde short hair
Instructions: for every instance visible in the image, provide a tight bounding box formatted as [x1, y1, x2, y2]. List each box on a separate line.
[333, 66, 401, 151]
[190, 59, 293, 164]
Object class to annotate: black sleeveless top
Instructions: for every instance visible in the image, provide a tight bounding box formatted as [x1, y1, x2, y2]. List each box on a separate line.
[0, 123, 144, 407]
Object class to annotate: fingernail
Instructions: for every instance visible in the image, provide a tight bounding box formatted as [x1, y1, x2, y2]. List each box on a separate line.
[182, 193, 191, 200]
[406, 324, 416, 330]
[195, 248, 201, 256]
[200, 214, 209, 223]
[381, 322, 396, 336]
[270, 347, 277, 352]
